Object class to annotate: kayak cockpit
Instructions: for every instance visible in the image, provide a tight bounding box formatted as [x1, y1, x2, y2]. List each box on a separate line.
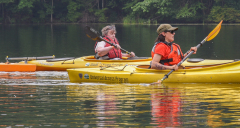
[83, 56, 152, 62]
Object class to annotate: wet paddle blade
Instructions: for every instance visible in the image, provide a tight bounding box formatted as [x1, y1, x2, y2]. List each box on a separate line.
[206, 20, 223, 41]
[150, 80, 162, 85]
[85, 26, 103, 41]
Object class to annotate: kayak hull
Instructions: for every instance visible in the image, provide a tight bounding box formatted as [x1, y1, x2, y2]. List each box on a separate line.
[20, 55, 237, 71]
[67, 60, 240, 83]
[0, 63, 36, 72]
[20, 56, 152, 71]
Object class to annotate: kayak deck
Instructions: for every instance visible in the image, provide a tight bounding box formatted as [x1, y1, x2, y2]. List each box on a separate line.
[20, 55, 238, 71]
[20, 56, 152, 71]
[67, 60, 240, 83]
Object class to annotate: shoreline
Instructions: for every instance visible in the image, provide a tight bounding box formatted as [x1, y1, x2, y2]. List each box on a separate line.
[0, 22, 239, 25]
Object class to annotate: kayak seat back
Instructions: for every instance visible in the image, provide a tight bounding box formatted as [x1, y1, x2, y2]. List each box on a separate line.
[126, 57, 151, 60]
[84, 56, 151, 61]
[187, 58, 204, 63]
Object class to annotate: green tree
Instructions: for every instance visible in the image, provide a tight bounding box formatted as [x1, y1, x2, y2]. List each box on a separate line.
[130, 0, 177, 23]
[67, 0, 82, 22]
[0, 0, 14, 23]
[207, 6, 240, 22]
[94, 8, 107, 22]
[0, 0, 240, 24]
[104, 0, 133, 22]
[128, 0, 215, 23]
[207, 0, 240, 22]
[66, 0, 100, 23]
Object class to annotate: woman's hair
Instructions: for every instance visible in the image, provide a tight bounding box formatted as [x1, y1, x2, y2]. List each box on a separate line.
[101, 25, 116, 36]
[155, 34, 165, 42]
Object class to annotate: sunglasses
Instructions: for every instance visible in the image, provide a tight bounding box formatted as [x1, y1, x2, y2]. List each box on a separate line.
[106, 26, 115, 31]
[165, 30, 175, 34]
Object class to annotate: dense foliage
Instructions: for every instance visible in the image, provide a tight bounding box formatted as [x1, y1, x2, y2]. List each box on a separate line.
[0, 0, 240, 24]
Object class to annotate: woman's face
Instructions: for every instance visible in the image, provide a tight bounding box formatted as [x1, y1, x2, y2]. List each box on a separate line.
[106, 30, 116, 40]
[163, 31, 175, 42]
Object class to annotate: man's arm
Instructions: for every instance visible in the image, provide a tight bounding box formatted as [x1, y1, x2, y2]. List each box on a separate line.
[95, 41, 114, 56]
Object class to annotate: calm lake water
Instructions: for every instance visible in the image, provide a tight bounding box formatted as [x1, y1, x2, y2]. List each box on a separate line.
[1, 23, 240, 127]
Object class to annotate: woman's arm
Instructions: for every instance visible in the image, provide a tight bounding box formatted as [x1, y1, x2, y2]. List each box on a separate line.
[151, 54, 178, 70]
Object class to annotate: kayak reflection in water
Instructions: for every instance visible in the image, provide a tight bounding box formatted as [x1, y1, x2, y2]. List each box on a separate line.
[151, 88, 181, 127]
[96, 91, 117, 127]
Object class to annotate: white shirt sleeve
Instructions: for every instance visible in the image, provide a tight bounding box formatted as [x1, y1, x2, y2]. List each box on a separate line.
[95, 41, 106, 52]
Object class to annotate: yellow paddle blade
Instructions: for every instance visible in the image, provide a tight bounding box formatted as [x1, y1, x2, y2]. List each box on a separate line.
[206, 20, 223, 41]
[207, 26, 221, 41]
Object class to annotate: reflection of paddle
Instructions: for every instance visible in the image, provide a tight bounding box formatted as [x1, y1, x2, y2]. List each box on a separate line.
[152, 20, 223, 84]
[85, 26, 132, 55]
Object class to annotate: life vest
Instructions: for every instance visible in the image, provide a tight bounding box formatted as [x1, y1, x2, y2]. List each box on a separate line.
[94, 36, 122, 59]
[152, 41, 184, 65]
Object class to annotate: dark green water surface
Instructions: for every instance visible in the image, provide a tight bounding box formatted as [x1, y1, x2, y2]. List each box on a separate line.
[0, 24, 240, 62]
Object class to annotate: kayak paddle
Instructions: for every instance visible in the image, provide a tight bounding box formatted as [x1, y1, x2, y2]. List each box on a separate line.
[84, 26, 132, 55]
[152, 20, 223, 84]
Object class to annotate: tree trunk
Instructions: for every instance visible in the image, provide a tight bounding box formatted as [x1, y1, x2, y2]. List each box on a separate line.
[102, 0, 104, 9]
[201, 0, 205, 25]
[97, 0, 99, 10]
[2, 3, 4, 23]
[51, 0, 53, 23]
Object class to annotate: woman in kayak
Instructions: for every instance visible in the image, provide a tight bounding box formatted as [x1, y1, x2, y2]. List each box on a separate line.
[95, 25, 135, 60]
[151, 24, 197, 70]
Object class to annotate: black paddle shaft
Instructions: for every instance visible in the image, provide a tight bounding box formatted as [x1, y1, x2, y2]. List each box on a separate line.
[85, 26, 132, 55]
[161, 38, 207, 81]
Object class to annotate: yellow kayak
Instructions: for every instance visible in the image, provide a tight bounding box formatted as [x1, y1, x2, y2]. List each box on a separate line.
[67, 60, 240, 83]
[19, 55, 236, 71]
[19, 56, 152, 71]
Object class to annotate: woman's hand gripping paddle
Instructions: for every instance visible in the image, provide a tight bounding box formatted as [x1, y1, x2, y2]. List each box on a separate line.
[152, 20, 223, 84]
[85, 26, 132, 56]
